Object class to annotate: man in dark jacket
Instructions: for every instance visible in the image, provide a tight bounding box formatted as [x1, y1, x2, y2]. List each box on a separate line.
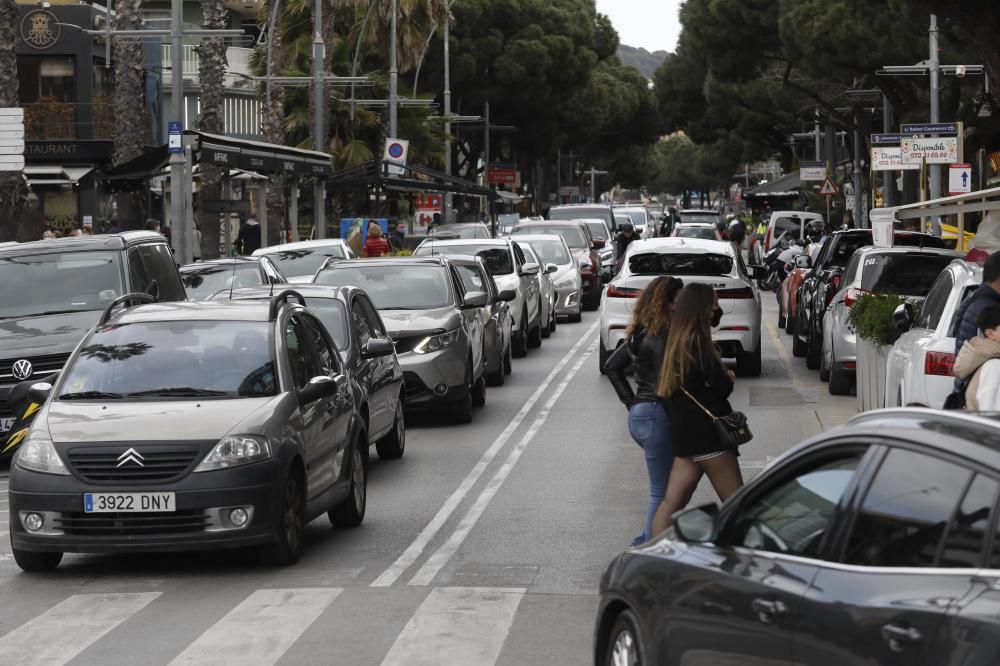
[953, 252, 1000, 353]
[236, 215, 262, 255]
[614, 223, 637, 265]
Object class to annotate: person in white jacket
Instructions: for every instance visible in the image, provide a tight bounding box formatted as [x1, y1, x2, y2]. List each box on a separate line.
[954, 304, 1000, 411]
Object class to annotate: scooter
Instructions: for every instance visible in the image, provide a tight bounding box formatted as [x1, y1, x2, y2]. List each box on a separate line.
[759, 235, 804, 292]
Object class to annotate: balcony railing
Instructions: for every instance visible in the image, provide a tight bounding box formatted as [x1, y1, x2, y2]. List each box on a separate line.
[161, 45, 254, 87]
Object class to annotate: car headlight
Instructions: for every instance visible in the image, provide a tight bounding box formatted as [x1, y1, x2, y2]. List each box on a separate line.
[16, 432, 69, 475]
[600, 249, 614, 261]
[194, 435, 272, 472]
[414, 329, 461, 354]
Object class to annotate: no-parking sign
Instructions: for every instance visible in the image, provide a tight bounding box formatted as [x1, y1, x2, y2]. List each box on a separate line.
[383, 138, 409, 167]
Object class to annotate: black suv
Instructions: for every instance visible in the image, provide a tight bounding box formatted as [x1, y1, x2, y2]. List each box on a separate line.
[793, 230, 944, 368]
[0, 232, 185, 460]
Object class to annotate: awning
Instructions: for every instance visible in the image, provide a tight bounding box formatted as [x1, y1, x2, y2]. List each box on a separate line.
[104, 147, 170, 181]
[23, 165, 93, 186]
[495, 190, 523, 204]
[745, 172, 802, 198]
[327, 160, 497, 199]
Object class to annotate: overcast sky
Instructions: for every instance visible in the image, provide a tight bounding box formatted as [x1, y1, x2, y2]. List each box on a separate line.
[596, 0, 682, 53]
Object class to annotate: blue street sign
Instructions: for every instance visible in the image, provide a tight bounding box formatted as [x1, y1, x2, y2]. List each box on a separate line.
[871, 133, 903, 145]
[168, 121, 183, 154]
[900, 123, 958, 135]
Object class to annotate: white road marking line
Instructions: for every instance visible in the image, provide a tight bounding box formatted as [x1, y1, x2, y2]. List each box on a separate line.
[0, 592, 160, 665]
[168, 588, 341, 666]
[409, 340, 597, 586]
[380, 587, 525, 666]
[766, 321, 807, 391]
[371, 320, 600, 588]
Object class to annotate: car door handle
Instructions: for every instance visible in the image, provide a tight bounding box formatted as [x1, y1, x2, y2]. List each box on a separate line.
[881, 624, 922, 651]
[751, 598, 788, 624]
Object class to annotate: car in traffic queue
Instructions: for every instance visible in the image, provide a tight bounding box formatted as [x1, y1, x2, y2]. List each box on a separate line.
[794, 229, 945, 369]
[579, 218, 617, 271]
[596, 408, 1000, 666]
[549, 203, 618, 234]
[885, 259, 983, 408]
[8, 291, 371, 571]
[678, 208, 724, 238]
[428, 223, 492, 239]
[510, 220, 604, 311]
[614, 205, 652, 239]
[180, 256, 287, 300]
[218, 285, 406, 459]
[600, 238, 763, 376]
[0, 232, 186, 461]
[412, 237, 543, 358]
[312, 257, 490, 423]
[761, 210, 825, 255]
[821, 246, 960, 395]
[253, 239, 358, 283]
[516, 242, 558, 338]
[672, 222, 721, 241]
[509, 233, 583, 323]
[778, 241, 825, 334]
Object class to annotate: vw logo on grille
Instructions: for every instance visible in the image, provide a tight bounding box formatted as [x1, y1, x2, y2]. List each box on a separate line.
[11, 359, 33, 381]
[116, 447, 145, 468]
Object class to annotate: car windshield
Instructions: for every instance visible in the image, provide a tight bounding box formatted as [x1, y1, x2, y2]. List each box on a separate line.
[629, 253, 733, 276]
[512, 226, 587, 249]
[681, 212, 719, 225]
[315, 265, 451, 310]
[58, 321, 276, 400]
[301, 299, 349, 350]
[261, 246, 345, 278]
[181, 264, 261, 300]
[620, 210, 647, 227]
[414, 244, 514, 275]
[0, 251, 124, 319]
[430, 225, 490, 239]
[584, 222, 609, 240]
[861, 253, 955, 296]
[524, 239, 570, 265]
[675, 226, 717, 240]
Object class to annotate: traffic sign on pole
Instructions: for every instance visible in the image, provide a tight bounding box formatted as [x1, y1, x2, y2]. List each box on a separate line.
[167, 121, 183, 154]
[0, 108, 25, 172]
[819, 176, 840, 196]
[948, 163, 972, 194]
[799, 161, 825, 181]
[383, 138, 409, 167]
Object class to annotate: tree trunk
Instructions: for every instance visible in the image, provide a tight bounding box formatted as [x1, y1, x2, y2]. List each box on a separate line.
[113, 0, 147, 230]
[0, 0, 34, 242]
[196, 0, 227, 260]
[262, 1, 285, 245]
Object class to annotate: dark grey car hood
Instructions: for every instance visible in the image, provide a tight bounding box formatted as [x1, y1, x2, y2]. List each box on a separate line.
[380, 307, 462, 338]
[0, 310, 100, 359]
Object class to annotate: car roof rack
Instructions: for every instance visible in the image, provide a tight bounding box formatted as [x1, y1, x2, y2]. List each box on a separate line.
[269, 289, 306, 320]
[99, 292, 155, 326]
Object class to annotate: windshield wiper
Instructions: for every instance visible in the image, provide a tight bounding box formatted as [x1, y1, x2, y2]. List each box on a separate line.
[126, 387, 231, 398]
[59, 391, 125, 400]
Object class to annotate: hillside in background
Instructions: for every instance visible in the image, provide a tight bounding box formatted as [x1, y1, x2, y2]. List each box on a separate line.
[617, 44, 668, 80]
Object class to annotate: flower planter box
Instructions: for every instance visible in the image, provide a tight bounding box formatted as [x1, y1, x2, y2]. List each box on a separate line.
[857, 338, 891, 412]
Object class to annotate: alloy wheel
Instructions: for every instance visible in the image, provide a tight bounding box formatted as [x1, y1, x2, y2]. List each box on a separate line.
[352, 447, 366, 514]
[283, 477, 303, 554]
[610, 628, 639, 666]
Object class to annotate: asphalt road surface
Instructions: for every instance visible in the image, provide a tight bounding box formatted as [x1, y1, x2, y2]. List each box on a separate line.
[0, 296, 855, 665]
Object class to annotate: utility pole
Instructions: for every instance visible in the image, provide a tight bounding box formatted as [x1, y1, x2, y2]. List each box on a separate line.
[442, 4, 452, 223]
[169, 0, 186, 263]
[312, 0, 326, 238]
[585, 168, 608, 203]
[928, 14, 941, 207]
[852, 106, 864, 227]
[484, 100, 491, 235]
[882, 93, 895, 207]
[388, 0, 399, 138]
[814, 107, 822, 161]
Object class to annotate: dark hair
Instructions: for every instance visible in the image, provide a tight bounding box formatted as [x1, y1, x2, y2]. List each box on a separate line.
[984, 252, 1000, 284]
[626, 276, 683, 337]
[978, 304, 1000, 332]
[657, 283, 718, 397]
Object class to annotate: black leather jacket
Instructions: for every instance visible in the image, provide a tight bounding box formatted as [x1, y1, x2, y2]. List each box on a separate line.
[605, 328, 668, 408]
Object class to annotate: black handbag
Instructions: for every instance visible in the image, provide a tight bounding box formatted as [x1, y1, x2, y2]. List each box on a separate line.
[681, 387, 754, 450]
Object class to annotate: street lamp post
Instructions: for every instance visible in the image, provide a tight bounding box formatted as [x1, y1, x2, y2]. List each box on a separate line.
[312, 0, 326, 238]
[929, 14, 941, 205]
[170, 0, 186, 263]
[389, 0, 399, 138]
[443, 6, 452, 223]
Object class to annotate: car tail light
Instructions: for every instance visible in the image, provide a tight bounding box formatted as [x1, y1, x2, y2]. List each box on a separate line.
[844, 287, 867, 307]
[925, 351, 956, 376]
[719, 326, 750, 331]
[607, 285, 639, 298]
[716, 287, 754, 299]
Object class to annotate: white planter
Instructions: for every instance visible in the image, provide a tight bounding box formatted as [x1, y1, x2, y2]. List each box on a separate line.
[857, 339, 891, 412]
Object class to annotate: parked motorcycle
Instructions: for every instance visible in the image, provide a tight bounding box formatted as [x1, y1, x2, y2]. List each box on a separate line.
[759, 234, 804, 292]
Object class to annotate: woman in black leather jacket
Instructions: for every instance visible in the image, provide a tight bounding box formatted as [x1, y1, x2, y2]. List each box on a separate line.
[604, 276, 683, 545]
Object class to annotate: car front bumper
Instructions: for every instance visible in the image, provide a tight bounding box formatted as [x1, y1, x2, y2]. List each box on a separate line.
[398, 346, 469, 407]
[554, 285, 581, 315]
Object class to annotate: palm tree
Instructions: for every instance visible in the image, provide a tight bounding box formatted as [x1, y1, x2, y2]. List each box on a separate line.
[337, 0, 447, 73]
[259, 0, 286, 246]
[196, 0, 228, 260]
[112, 0, 147, 229]
[0, 0, 35, 241]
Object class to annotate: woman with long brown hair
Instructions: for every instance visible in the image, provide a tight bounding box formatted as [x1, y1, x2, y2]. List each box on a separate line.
[605, 276, 683, 545]
[650, 282, 744, 536]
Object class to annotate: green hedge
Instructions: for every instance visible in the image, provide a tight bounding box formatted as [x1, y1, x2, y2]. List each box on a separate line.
[847, 293, 907, 347]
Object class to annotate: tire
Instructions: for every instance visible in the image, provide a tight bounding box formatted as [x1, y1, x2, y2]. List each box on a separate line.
[452, 363, 474, 424]
[375, 398, 405, 459]
[603, 610, 644, 666]
[599, 342, 609, 375]
[12, 546, 62, 572]
[541, 300, 551, 339]
[806, 320, 822, 370]
[584, 288, 601, 311]
[471, 372, 487, 407]
[828, 352, 853, 396]
[736, 342, 762, 377]
[777, 312, 786, 330]
[512, 310, 528, 358]
[785, 312, 796, 335]
[549, 307, 558, 333]
[503, 334, 513, 375]
[819, 350, 831, 382]
[792, 315, 808, 358]
[527, 319, 543, 348]
[259, 467, 306, 565]
[328, 440, 367, 527]
[568, 309, 583, 323]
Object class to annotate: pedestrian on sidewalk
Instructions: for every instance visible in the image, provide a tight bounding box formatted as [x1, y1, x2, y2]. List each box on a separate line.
[945, 252, 1000, 408]
[954, 304, 1000, 411]
[236, 214, 262, 256]
[363, 223, 391, 257]
[604, 276, 684, 545]
[651, 283, 744, 536]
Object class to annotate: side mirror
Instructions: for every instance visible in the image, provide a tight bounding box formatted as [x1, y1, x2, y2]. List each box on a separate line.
[463, 291, 489, 308]
[520, 262, 540, 276]
[28, 382, 54, 405]
[362, 338, 395, 359]
[794, 255, 813, 269]
[298, 375, 340, 404]
[892, 302, 915, 335]
[592, 238, 606, 250]
[545, 263, 559, 274]
[672, 503, 719, 543]
[497, 288, 516, 303]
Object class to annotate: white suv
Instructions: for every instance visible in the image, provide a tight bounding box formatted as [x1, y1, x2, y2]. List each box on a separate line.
[599, 238, 763, 376]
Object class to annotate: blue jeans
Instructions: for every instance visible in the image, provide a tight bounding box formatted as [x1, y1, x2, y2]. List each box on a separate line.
[628, 401, 673, 544]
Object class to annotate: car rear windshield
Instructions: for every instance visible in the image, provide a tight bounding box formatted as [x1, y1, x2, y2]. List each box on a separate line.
[182, 264, 261, 300]
[58, 321, 276, 400]
[512, 226, 587, 249]
[861, 253, 956, 296]
[414, 244, 513, 275]
[300, 299, 349, 350]
[524, 239, 570, 265]
[315, 265, 451, 310]
[620, 210, 647, 227]
[429, 225, 490, 239]
[680, 212, 719, 225]
[584, 222, 609, 240]
[675, 226, 716, 240]
[772, 216, 805, 240]
[261, 246, 345, 278]
[550, 207, 612, 227]
[629, 253, 733, 276]
[0, 250, 124, 319]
